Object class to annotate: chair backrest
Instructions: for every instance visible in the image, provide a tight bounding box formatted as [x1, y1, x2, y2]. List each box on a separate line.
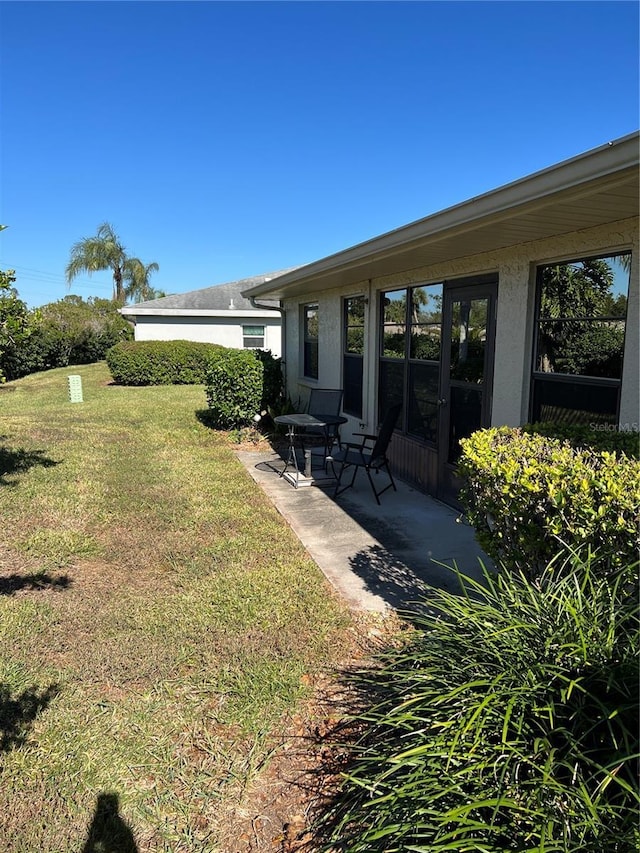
[308, 388, 343, 418]
[370, 403, 402, 463]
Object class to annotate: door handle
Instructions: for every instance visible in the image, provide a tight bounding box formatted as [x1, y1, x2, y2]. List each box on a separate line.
[438, 398, 447, 407]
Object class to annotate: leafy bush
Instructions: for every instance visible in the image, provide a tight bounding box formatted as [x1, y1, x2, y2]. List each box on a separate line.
[0, 281, 36, 381]
[1, 294, 133, 380]
[106, 340, 222, 385]
[251, 348, 283, 410]
[319, 552, 639, 852]
[458, 427, 640, 579]
[525, 420, 639, 459]
[204, 348, 263, 428]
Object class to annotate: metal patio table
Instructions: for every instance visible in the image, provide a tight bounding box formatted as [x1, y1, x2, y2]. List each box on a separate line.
[274, 413, 347, 488]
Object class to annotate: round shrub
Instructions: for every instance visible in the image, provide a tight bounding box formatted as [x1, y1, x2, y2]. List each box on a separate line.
[204, 348, 263, 428]
[458, 427, 640, 580]
[106, 340, 223, 386]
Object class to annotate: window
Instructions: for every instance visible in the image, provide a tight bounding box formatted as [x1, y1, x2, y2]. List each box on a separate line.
[379, 283, 443, 440]
[343, 296, 365, 417]
[303, 304, 319, 379]
[531, 253, 630, 426]
[242, 324, 265, 349]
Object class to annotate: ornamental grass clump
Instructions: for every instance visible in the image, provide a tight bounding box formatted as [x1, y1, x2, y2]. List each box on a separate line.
[319, 551, 639, 853]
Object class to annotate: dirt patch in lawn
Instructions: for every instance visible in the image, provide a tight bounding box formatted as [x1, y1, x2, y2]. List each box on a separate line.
[216, 618, 400, 853]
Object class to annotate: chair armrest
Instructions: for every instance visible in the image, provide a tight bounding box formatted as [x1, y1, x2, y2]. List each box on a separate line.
[350, 432, 376, 449]
[340, 442, 369, 462]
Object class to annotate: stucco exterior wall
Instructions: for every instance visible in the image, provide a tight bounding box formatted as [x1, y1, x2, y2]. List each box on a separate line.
[283, 217, 638, 431]
[132, 314, 282, 357]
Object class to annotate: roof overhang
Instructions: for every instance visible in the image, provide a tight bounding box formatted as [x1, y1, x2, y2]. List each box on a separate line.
[120, 307, 281, 319]
[245, 132, 639, 300]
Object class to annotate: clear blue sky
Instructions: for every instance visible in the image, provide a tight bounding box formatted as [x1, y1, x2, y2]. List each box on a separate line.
[1, 0, 638, 308]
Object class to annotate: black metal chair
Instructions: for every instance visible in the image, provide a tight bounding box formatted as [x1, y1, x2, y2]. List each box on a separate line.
[328, 402, 402, 504]
[304, 388, 344, 464]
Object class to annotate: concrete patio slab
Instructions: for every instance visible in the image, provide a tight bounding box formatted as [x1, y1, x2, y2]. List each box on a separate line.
[236, 450, 493, 614]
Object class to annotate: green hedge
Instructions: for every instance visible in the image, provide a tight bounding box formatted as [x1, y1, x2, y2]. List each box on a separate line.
[458, 426, 640, 579]
[204, 348, 263, 429]
[106, 340, 223, 386]
[251, 348, 283, 410]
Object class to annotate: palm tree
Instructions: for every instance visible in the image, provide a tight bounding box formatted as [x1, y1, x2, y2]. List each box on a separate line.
[66, 223, 158, 304]
[123, 258, 162, 303]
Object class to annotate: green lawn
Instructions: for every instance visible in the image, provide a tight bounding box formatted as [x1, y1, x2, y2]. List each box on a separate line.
[0, 363, 354, 851]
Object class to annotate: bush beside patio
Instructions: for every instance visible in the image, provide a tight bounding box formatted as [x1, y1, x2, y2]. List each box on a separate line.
[458, 426, 640, 581]
[316, 425, 639, 852]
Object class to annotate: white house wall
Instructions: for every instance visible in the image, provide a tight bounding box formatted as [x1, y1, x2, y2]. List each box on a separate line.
[284, 217, 638, 437]
[132, 314, 282, 357]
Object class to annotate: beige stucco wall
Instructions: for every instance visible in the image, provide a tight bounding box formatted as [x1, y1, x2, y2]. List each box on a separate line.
[284, 217, 638, 434]
[133, 314, 282, 357]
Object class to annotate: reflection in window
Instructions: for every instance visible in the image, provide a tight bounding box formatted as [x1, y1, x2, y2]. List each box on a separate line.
[343, 296, 364, 417]
[379, 283, 443, 440]
[303, 304, 319, 379]
[531, 254, 630, 425]
[381, 289, 407, 358]
[450, 298, 487, 382]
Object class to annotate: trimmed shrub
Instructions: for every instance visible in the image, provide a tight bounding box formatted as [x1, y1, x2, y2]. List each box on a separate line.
[106, 340, 223, 386]
[458, 427, 640, 579]
[204, 348, 263, 429]
[252, 348, 283, 410]
[319, 552, 639, 853]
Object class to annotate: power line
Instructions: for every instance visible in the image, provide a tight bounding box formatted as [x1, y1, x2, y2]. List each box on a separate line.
[2, 263, 112, 291]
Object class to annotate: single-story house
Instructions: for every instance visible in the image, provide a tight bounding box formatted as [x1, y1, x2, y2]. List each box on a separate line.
[120, 270, 296, 357]
[244, 132, 639, 506]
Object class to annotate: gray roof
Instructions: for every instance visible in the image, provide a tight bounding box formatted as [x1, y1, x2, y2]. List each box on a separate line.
[121, 268, 298, 314]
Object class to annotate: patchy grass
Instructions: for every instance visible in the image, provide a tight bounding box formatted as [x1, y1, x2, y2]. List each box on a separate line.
[0, 363, 355, 852]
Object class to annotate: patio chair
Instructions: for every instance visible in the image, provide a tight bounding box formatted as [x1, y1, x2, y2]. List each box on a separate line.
[328, 402, 402, 504]
[304, 388, 344, 464]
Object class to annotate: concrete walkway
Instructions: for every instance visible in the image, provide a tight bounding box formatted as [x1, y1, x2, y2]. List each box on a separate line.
[236, 449, 492, 614]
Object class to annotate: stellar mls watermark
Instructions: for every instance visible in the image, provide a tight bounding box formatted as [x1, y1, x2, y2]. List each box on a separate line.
[588, 422, 639, 432]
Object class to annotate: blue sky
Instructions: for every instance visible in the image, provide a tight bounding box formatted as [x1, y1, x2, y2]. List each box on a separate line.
[1, 1, 638, 308]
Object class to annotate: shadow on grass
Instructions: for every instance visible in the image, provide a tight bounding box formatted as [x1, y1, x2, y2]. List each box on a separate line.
[0, 682, 60, 752]
[194, 409, 218, 430]
[0, 572, 72, 596]
[81, 793, 138, 853]
[0, 441, 60, 485]
[194, 409, 286, 447]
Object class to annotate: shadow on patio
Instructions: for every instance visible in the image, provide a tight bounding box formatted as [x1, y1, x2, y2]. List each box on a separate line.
[236, 449, 492, 614]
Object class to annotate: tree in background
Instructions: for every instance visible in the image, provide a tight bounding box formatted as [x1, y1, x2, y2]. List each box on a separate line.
[33, 296, 133, 370]
[123, 258, 164, 302]
[538, 257, 628, 378]
[0, 291, 133, 382]
[0, 269, 38, 381]
[66, 222, 160, 304]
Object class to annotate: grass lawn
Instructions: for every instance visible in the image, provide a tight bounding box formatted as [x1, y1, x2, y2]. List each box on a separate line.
[0, 363, 359, 852]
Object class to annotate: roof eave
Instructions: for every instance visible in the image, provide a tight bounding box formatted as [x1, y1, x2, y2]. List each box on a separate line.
[119, 307, 281, 318]
[244, 132, 639, 299]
